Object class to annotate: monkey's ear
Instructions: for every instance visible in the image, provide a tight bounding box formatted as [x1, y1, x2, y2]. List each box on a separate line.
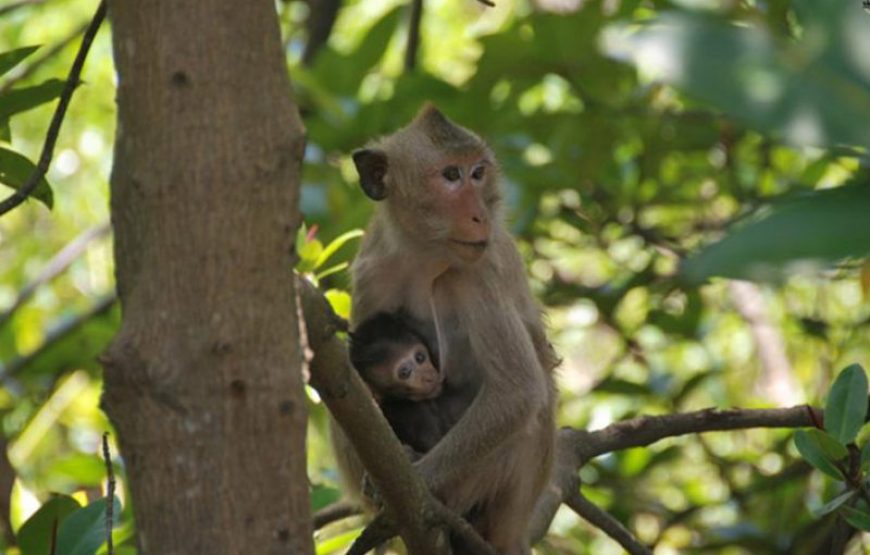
[352, 149, 389, 201]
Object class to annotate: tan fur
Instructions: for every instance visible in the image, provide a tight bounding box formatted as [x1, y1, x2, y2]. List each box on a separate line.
[335, 105, 557, 554]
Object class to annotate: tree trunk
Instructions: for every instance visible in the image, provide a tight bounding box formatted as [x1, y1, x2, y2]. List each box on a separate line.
[101, 1, 311, 553]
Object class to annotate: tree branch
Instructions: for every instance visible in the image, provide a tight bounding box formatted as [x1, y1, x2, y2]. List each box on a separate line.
[0, 21, 90, 93]
[0, 293, 116, 382]
[404, 0, 423, 72]
[530, 406, 819, 543]
[0, 222, 109, 329]
[0, 0, 106, 217]
[565, 490, 652, 555]
[302, 0, 342, 66]
[313, 500, 360, 530]
[299, 277, 450, 555]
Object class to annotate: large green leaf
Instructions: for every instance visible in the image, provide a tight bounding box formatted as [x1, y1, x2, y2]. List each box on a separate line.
[0, 45, 40, 78]
[794, 429, 843, 480]
[311, 7, 402, 96]
[681, 185, 870, 284]
[18, 495, 82, 555]
[841, 505, 870, 531]
[55, 496, 121, 555]
[310, 484, 342, 512]
[616, 0, 870, 150]
[825, 364, 869, 444]
[0, 146, 53, 208]
[811, 490, 856, 518]
[0, 79, 66, 120]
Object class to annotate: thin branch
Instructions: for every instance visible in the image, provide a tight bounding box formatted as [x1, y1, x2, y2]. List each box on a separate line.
[404, 0, 423, 72]
[475, 0, 495, 6]
[0, 0, 106, 217]
[576, 405, 818, 463]
[565, 490, 652, 555]
[298, 277, 449, 555]
[101, 432, 115, 555]
[0, 21, 90, 93]
[313, 500, 360, 530]
[0, 0, 46, 17]
[301, 0, 342, 66]
[0, 222, 109, 329]
[0, 293, 116, 382]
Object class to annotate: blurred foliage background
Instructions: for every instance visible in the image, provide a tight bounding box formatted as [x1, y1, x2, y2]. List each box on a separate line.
[0, 0, 869, 553]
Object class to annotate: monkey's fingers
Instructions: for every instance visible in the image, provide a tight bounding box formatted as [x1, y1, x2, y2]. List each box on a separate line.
[346, 511, 397, 555]
[360, 472, 384, 508]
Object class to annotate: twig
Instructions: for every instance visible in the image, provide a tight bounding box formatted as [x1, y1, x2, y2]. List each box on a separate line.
[0, 0, 106, 217]
[349, 502, 498, 555]
[404, 0, 423, 72]
[346, 511, 395, 555]
[475, 0, 495, 6]
[298, 277, 449, 555]
[313, 500, 360, 530]
[301, 0, 341, 66]
[0, 293, 116, 381]
[576, 405, 818, 462]
[0, 222, 109, 329]
[565, 490, 652, 555]
[0, 0, 46, 17]
[0, 21, 90, 93]
[101, 432, 115, 555]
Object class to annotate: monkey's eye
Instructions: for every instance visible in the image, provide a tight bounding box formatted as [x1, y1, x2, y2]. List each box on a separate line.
[398, 366, 413, 380]
[414, 350, 426, 364]
[470, 165, 486, 181]
[442, 166, 461, 182]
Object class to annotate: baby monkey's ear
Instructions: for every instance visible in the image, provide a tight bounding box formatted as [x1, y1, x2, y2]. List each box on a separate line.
[352, 149, 388, 201]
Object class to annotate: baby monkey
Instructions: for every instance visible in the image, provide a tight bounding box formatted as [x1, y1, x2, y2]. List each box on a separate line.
[349, 311, 450, 455]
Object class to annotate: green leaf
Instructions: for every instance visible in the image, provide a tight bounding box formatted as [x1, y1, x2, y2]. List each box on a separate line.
[297, 239, 324, 273]
[681, 185, 870, 284]
[315, 527, 363, 555]
[0, 45, 40, 78]
[806, 428, 849, 460]
[311, 7, 403, 96]
[841, 505, 870, 531]
[618, 5, 870, 150]
[315, 262, 349, 281]
[861, 442, 870, 471]
[310, 484, 342, 512]
[0, 118, 10, 142]
[825, 364, 869, 444]
[0, 79, 66, 120]
[315, 229, 364, 269]
[18, 495, 81, 555]
[794, 429, 843, 480]
[55, 496, 121, 555]
[0, 146, 53, 208]
[811, 490, 856, 518]
[324, 289, 351, 321]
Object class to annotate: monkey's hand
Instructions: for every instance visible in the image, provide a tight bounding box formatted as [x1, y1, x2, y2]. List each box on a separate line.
[360, 472, 384, 508]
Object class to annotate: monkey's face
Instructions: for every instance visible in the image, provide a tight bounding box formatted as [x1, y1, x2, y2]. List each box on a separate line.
[427, 154, 493, 264]
[385, 343, 443, 401]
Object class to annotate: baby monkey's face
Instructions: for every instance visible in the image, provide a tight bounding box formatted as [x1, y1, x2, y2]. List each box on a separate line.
[387, 342, 442, 401]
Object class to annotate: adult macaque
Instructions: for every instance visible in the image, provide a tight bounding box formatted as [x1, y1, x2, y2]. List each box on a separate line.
[349, 311, 449, 455]
[335, 104, 558, 555]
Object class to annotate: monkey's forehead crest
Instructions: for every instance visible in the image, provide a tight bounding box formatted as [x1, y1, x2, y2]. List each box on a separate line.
[410, 104, 483, 150]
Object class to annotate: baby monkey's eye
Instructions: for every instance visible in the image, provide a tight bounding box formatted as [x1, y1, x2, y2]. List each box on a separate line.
[398, 366, 413, 380]
[442, 166, 461, 182]
[414, 350, 426, 364]
[470, 165, 485, 180]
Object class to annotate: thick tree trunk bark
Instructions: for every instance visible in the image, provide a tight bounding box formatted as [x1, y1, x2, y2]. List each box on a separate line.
[101, 1, 311, 553]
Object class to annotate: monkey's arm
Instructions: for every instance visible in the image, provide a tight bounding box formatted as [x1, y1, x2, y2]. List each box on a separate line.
[415, 277, 550, 493]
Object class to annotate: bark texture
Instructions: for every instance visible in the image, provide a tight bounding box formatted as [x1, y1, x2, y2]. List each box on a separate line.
[102, 1, 311, 553]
